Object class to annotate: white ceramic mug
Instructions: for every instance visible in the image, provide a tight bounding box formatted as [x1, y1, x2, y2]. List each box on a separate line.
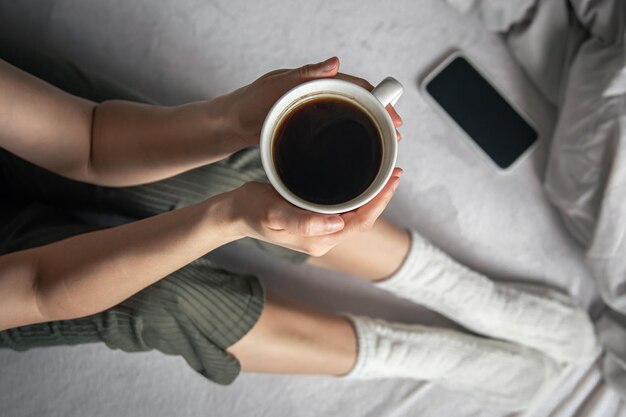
[260, 77, 403, 214]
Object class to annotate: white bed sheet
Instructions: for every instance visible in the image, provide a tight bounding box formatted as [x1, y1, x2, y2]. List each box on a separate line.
[0, 0, 623, 416]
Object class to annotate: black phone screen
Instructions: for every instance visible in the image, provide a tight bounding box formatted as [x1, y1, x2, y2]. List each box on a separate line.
[425, 56, 538, 169]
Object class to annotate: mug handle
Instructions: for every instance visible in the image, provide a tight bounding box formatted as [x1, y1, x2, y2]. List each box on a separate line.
[371, 77, 403, 107]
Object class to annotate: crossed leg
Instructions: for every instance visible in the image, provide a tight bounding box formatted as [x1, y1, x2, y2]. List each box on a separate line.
[228, 219, 409, 375]
[228, 216, 598, 411]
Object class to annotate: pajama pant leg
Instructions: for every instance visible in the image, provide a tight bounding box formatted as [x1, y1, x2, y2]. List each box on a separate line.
[0, 202, 263, 385]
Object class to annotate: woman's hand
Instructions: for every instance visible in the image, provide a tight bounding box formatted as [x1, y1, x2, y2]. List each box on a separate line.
[227, 168, 403, 256]
[224, 57, 403, 147]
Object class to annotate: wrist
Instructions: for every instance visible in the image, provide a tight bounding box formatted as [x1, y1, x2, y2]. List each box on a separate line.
[206, 93, 253, 150]
[202, 189, 249, 242]
[212, 85, 262, 148]
[199, 97, 249, 156]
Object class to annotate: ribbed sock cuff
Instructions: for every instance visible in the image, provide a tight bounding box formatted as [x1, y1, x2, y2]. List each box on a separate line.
[341, 314, 374, 379]
[375, 230, 431, 292]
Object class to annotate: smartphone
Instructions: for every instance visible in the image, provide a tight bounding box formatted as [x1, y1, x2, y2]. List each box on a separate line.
[421, 52, 538, 170]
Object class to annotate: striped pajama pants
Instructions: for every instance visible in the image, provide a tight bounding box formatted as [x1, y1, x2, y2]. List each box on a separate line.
[0, 43, 307, 385]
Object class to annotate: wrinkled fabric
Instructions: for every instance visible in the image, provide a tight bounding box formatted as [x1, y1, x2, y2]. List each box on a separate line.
[445, 0, 626, 399]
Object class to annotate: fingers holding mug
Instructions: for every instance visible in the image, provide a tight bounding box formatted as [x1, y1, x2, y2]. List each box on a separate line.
[339, 167, 403, 233]
[334, 72, 375, 91]
[387, 104, 403, 128]
[335, 73, 403, 128]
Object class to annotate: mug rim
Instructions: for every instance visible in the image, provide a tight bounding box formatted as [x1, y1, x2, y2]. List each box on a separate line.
[260, 78, 398, 214]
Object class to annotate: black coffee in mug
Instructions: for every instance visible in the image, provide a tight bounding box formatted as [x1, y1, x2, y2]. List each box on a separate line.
[273, 97, 382, 205]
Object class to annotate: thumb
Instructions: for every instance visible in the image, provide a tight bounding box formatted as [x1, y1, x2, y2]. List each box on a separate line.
[292, 56, 340, 81]
[273, 205, 345, 236]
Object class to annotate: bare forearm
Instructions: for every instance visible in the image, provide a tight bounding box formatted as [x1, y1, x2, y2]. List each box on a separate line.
[32, 192, 240, 322]
[88, 96, 244, 186]
[0, 59, 246, 186]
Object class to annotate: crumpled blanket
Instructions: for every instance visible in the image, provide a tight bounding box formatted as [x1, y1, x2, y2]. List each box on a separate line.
[445, 0, 626, 399]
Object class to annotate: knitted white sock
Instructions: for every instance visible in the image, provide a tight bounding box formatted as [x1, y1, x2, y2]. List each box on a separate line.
[344, 315, 562, 411]
[376, 231, 599, 364]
